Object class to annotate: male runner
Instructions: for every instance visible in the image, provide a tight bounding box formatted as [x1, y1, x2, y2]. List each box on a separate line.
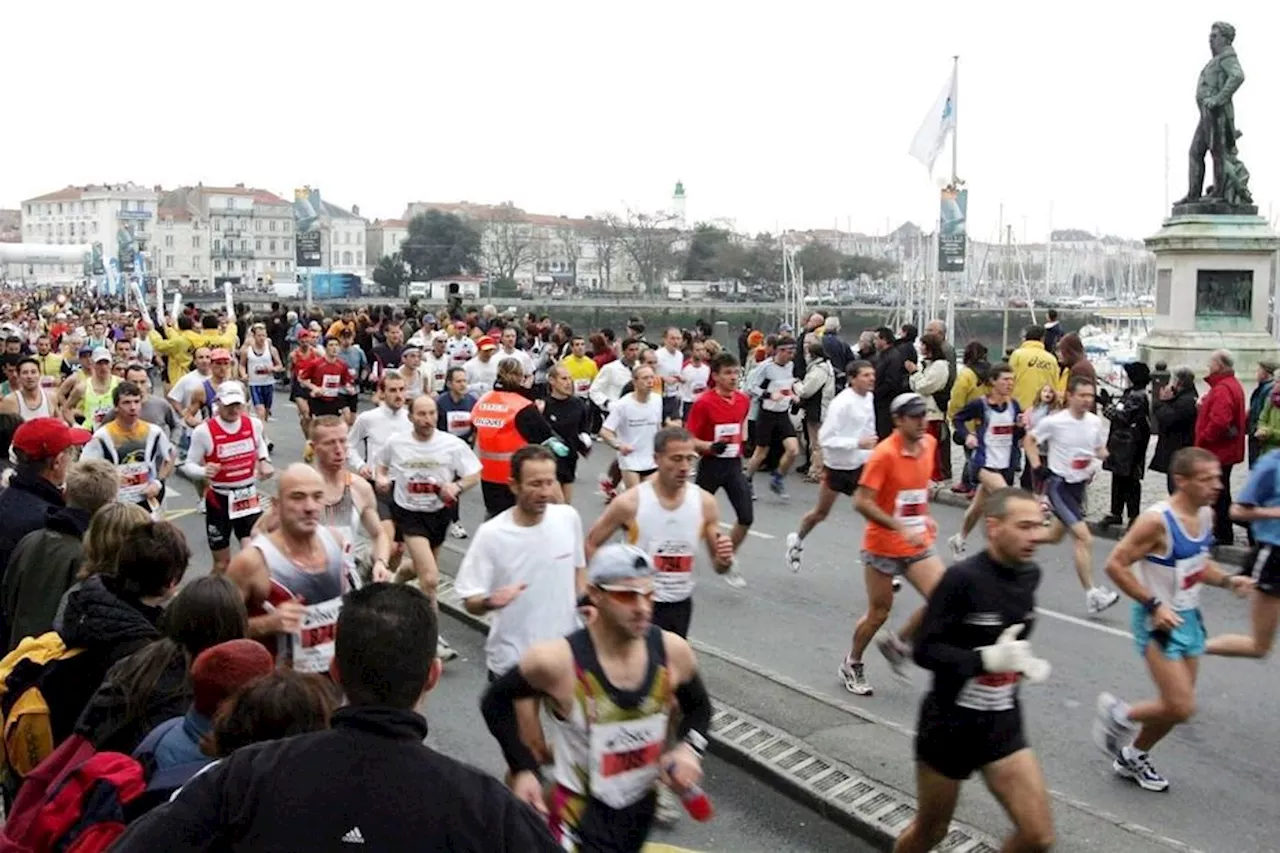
[1093, 447, 1252, 792]
[895, 488, 1055, 853]
[0, 357, 61, 422]
[398, 345, 429, 400]
[464, 336, 500, 396]
[482, 542, 712, 853]
[337, 327, 368, 424]
[301, 336, 357, 420]
[182, 381, 274, 573]
[63, 347, 119, 430]
[948, 363, 1025, 558]
[561, 335, 598, 401]
[599, 364, 664, 489]
[33, 335, 63, 390]
[81, 380, 174, 517]
[240, 322, 284, 424]
[785, 359, 877, 572]
[348, 371, 413, 566]
[446, 320, 477, 368]
[744, 335, 800, 501]
[678, 339, 710, 422]
[287, 330, 321, 437]
[182, 348, 235, 427]
[1022, 375, 1122, 615]
[843, 393, 948, 696]
[587, 426, 736, 639]
[654, 326, 686, 422]
[421, 333, 450, 393]
[376, 394, 482, 661]
[225, 463, 355, 673]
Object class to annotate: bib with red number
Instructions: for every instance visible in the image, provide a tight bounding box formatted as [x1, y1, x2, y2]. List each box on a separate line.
[404, 473, 445, 512]
[894, 488, 929, 529]
[228, 485, 262, 519]
[320, 373, 341, 398]
[956, 669, 1020, 711]
[446, 410, 473, 436]
[117, 461, 152, 505]
[588, 714, 667, 810]
[713, 422, 741, 458]
[650, 538, 695, 602]
[291, 597, 342, 673]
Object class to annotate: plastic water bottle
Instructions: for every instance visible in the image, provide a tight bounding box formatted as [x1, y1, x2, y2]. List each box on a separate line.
[666, 764, 713, 821]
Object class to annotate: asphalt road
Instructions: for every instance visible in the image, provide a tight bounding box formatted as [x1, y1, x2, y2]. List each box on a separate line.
[163, 398, 1278, 853]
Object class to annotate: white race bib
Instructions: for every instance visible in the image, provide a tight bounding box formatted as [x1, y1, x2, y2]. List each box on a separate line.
[40, 376, 56, 389]
[404, 474, 443, 512]
[321, 373, 340, 398]
[228, 485, 262, 519]
[713, 423, 741, 458]
[894, 488, 928, 529]
[117, 461, 151, 503]
[446, 410, 472, 435]
[588, 714, 667, 810]
[291, 597, 342, 673]
[574, 378, 592, 397]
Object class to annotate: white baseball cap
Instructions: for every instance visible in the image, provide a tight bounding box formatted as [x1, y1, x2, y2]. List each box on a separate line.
[216, 381, 247, 406]
[91, 347, 112, 363]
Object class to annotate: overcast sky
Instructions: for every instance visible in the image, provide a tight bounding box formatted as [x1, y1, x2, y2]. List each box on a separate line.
[5, 1, 1277, 242]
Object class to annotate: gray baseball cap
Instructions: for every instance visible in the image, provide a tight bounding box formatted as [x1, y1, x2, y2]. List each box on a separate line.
[588, 543, 656, 586]
[890, 392, 928, 417]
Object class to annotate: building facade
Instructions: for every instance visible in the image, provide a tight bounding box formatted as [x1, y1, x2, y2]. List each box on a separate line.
[318, 201, 367, 276]
[17, 183, 160, 285]
[160, 185, 295, 291]
[366, 218, 408, 271]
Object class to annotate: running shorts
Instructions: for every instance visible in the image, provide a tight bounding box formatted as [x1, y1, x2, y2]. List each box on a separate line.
[970, 464, 1016, 487]
[309, 397, 346, 418]
[915, 695, 1027, 780]
[823, 465, 862, 497]
[1045, 475, 1087, 527]
[1131, 604, 1206, 660]
[662, 395, 682, 422]
[390, 503, 451, 548]
[755, 409, 796, 448]
[695, 457, 753, 527]
[651, 598, 693, 638]
[862, 548, 935, 578]
[1246, 543, 1280, 598]
[204, 487, 262, 552]
[250, 384, 274, 410]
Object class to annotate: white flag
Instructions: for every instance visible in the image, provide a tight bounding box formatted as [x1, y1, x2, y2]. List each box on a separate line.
[908, 71, 957, 173]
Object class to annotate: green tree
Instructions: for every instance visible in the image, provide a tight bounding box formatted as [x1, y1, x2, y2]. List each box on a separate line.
[795, 242, 842, 283]
[743, 232, 782, 284]
[371, 252, 408, 296]
[492, 276, 521, 298]
[840, 254, 895, 281]
[400, 210, 482, 280]
[679, 223, 733, 281]
[610, 210, 680, 293]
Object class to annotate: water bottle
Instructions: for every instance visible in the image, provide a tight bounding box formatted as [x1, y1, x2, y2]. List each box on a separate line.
[666, 763, 714, 821]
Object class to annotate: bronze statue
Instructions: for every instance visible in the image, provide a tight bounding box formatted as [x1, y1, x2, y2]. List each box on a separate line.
[1174, 22, 1252, 211]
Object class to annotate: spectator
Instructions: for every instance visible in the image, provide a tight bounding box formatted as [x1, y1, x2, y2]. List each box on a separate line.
[923, 319, 958, 481]
[1150, 365, 1199, 493]
[201, 670, 336, 757]
[820, 316, 855, 391]
[1101, 362, 1153, 528]
[1009, 325, 1061, 410]
[1042, 309, 1064, 353]
[872, 324, 915, 438]
[795, 337, 835, 481]
[1054, 332, 1096, 397]
[114, 583, 560, 851]
[908, 332, 951, 482]
[946, 341, 991, 495]
[1253, 375, 1280, 460]
[0, 412, 20, 489]
[1195, 349, 1247, 544]
[1247, 360, 1279, 465]
[2, 460, 120, 651]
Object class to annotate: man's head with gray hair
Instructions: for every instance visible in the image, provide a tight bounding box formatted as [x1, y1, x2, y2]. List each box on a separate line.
[1208, 349, 1234, 375]
[824, 316, 841, 334]
[925, 319, 946, 340]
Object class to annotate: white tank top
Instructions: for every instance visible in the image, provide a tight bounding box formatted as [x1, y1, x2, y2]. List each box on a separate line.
[246, 344, 275, 387]
[1138, 501, 1215, 611]
[402, 367, 425, 399]
[630, 481, 704, 604]
[15, 390, 51, 422]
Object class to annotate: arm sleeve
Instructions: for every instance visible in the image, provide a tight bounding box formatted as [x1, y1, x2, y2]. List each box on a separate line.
[1236, 455, 1276, 507]
[80, 435, 106, 462]
[909, 360, 947, 396]
[951, 399, 985, 441]
[514, 404, 555, 445]
[181, 428, 210, 480]
[453, 532, 494, 598]
[481, 667, 546, 774]
[674, 673, 712, 741]
[1200, 390, 1233, 443]
[912, 570, 986, 677]
[347, 415, 368, 469]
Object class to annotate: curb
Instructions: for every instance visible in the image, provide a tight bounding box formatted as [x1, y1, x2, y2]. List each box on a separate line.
[433, 573, 998, 853]
[931, 490, 1251, 567]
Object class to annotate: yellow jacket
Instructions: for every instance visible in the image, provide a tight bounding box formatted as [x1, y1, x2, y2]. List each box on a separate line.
[1008, 341, 1061, 410]
[149, 326, 239, 384]
[946, 365, 988, 424]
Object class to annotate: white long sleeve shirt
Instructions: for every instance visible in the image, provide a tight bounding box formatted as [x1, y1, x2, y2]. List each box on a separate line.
[818, 388, 877, 470]
[347, 403, 413, 471]
[589, 359, 632, 412]
[181, 415, 269, 482]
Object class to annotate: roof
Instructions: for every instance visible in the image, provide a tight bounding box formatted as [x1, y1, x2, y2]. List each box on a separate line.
[319, 200, 365, 221]
[25, 186, 85, 203]
[371, 218, 408, 229]
[24, 183, 157, 203]
[157, 205, 193, 222]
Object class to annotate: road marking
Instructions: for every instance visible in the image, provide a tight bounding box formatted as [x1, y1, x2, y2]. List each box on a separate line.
[1035, 605, 1133, 639]
[165, 507, 200, 521]
[720, 521, 774, 540]
[642, 846, 704, 853]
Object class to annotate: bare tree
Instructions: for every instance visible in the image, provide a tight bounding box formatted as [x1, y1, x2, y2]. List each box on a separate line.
[588, 218, 617, 290]
[610, 209, 680, 294]
[555, 222, 583, 290]
[481, 203, 536, 282]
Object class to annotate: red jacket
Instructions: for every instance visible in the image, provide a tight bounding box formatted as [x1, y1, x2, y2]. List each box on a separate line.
[1195, 371, 1246, 466]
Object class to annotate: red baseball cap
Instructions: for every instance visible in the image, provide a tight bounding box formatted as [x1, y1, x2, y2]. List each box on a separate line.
[12, 417, 92, 459]
[210, 348, 232, 363]
[477, 335, 497, 351]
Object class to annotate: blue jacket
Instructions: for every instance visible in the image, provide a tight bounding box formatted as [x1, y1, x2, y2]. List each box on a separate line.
[0, 468, 67, 585]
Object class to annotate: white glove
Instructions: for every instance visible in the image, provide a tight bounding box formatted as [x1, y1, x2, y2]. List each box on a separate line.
[1021, 656, 1052, 684]
[978, 624, 1032, 674]
[578, 432, 593, 450]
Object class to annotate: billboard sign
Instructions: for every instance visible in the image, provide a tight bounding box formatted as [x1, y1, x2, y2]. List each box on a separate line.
[938, 187, 967, 273]
[294, 187, 324, 267]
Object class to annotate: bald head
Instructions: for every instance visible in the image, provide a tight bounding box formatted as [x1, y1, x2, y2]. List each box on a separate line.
[925, 319, 946, 339]
[279, 462, 323, 493]
[277, 463, 325, 535]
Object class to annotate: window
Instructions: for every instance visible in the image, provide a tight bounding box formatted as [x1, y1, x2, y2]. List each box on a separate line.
[164, 235, 173, 248]
[193, 257, 201, 269]
[214, 260, 222, 271]
[342, 251, 352, 266]
[135, 200, 144, 212]
[283, 239, 291, 252]
[269, 260, 277, 271]
[164, 255, 174, 268]
[213, 239, 221, 252]
[240, 240, 248, 251]
[284, 221, 291, 233]
[239, 219, 247, 230]
[214, 219, 221, 231]
[91, 222, 98, 233]
[269, 239, 277, 252]
[255, 239, 262, 250]
[333, 252, 341, 266]
[284, 260, 291, 271]
[192, 235, 201, 249]
[241, 260, 248, 271]
[90, 201, 97, 213]
[256, 220, 264, 232]
[356, 252, 363, 266]
[57, 203, 64, 214]
[270, 220, 277, 232]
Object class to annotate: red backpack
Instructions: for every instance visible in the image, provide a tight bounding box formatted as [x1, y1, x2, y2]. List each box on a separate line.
[0, 735, 145, 853]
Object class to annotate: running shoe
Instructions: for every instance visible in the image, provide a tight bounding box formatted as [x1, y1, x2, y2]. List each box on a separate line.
[1091, 692, 1138, 759]
[891, 577, 902, 592]
[785, 532, 803, 572]
[947, 532, 966, 561]
[838, 659, 873, 696]
[877, 632, 911, 683]
[1086, 586, 1121, 615]
[748, 478, 756, 502]
[1113, 748, 1170, 792]
[598, 475, 617, 504]
[722, 558, 748, 590]
[197, 497, 206, 515]
[769, 475, 789, 501]
[437, 635, 459, 662]
[449, 521, 468, 539]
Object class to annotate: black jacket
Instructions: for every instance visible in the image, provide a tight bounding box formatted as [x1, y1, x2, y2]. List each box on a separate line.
[874, 337, 916, 403]
[113, 705, 560, 852]
[1103, 389, 1152, 479]
[75, 643, 190, 754]
[1150, 384, 1199, 474]
[41, 575, 163, 745]
[821, 332, 855, 385]
[0, 468, 67, 584]
[2, 505, 91, 652]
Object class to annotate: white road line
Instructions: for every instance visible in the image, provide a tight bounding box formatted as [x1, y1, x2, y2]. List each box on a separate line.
[1035, 605, 1134, 639]
[720, 521, 774, 540]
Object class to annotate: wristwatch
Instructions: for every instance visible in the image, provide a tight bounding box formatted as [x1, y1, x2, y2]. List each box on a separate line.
[1141, 596, 1160, 614]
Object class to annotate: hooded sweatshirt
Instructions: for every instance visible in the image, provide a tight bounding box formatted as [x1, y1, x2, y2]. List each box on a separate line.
[1, 505, 92, 651]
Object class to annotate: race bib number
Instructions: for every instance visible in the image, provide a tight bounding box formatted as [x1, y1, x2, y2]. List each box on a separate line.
[574, 378, 592, 396]
[713, 422, 741, 458]
[291, 597, 342, 673]
[253, 364, 272, 376]
[588, 714, 666, 810]
[117, 461, 151, 502]
[894, 489, 928, 529]
[321, 374, 340, 398]
[404, 475, 443, 511]
[691, 384, 706, 395]
[446, 410, 472, 435]
[1070, 454, 1093, 471]
[988, 422, 1014, 447]
[228, 485, 261, 519]
[40, 376, 56, 389]
[92, 406, 111, 429]
[650, 539, 694, 574]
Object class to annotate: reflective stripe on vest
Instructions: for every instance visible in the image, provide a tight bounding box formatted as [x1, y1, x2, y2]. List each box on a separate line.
[473, 391, 531, 483]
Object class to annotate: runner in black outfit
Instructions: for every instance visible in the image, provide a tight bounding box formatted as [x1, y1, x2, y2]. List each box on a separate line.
[894, 487, 1055, 853]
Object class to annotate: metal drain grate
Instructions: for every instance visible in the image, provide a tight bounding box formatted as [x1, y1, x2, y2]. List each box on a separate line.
[708, 699, 1000, 852]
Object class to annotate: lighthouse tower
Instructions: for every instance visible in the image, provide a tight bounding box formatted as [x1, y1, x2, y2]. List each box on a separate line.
[672, 180, 686, 228]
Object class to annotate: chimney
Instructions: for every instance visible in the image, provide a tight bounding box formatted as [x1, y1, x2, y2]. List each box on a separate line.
[351, 204, 359, 216]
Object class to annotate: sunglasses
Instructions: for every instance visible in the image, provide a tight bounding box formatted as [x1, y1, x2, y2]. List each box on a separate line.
[596, 583, 656, 603]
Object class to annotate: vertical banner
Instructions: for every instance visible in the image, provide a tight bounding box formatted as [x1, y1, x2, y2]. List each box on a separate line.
[155, 276, 164, 326]
[128, 279, 146, 312]
[224, 278, 234, 321]
[171, 292, 181, 327]
[938, 187, 968, 272]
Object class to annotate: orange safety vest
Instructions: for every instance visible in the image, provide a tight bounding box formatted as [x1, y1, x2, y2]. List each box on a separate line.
[473, 390, 532, 483]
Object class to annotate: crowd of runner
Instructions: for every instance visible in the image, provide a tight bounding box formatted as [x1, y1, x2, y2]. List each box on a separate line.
[0, 291, 1272, 851]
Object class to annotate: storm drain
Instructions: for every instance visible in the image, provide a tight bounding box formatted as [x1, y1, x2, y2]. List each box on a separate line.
[710, 704, 998, 851]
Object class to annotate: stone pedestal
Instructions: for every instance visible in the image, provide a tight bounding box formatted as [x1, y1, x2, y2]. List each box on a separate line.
[1139, 213, 1280, 375]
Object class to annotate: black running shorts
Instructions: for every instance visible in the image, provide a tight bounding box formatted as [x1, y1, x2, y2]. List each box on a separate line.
[915, 695, 1027, 781]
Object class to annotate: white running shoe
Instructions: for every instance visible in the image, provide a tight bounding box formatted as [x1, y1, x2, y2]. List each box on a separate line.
[1113, 748, 1170, 792]
[1086, 586, 1121, 615]
[947, 532, 966, 561]
[838, 658, 873, 696]
[785, 532, 803, 572]
[877, 632, 911, 683]
[722, 559, 747, 590]
[449, 521, 468, 539]
[1091, 691, 1138, 759]
[437, 635, 459, 662]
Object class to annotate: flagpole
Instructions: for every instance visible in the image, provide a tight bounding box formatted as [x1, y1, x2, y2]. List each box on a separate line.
[945, 55, 959, 345]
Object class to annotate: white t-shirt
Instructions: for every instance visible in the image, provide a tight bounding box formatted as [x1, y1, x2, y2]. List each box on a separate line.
[1030, 409, 1104, 483]
[603, 393, 664, 472]
[454, 504, 585, 675]
[497, 347, 535, 378]
[167, 369, 209, 408]
[464, 355, 498, 396]
[377, 429, 481, 513]
[679, 362, 710, 403]
[655, 346, 685, 398]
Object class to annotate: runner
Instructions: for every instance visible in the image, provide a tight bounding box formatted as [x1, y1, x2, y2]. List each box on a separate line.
[599, 364, 664, 490]
[0, 357, 62, 422]
[182, 348, 235, 427]
[654, 326, 686, 423]
[337, 328, 368, 425]
[456, 444, 585, 770]
[182, 381, 274, 573]
[348, 370, 414, 572]
[399, 345, 428, 401]
[225, 463, 355, 673]
[481, 542, 712, 853]
[744, 335, 800, 501]
[561, 335, 599, 402]
[540, 363, 592, 505]
[287, 331, 321, 437]
[80, 379, 174, 518]
[437, 366, 478, 538]
[842, 392, 948, 697]
[1092, 446, 1252, 792]
[33, 335, 63, 391]
[239, 322, 285, 424]
[421, 333, 450, 393]
[785, 359, 877, 572]
[948, 364, 1025, 558]
[1022, 375, 1122, 615]
[375, 394, 483, 661]
[586, 427, 737, 643]
[301, 336, 357, 420]
[63, 347, 120, 430]
[894, 487, 1055, 853]
[464, 336, 500, 396]
[446, 320, 477, 369]
[678, 339, 710, 422]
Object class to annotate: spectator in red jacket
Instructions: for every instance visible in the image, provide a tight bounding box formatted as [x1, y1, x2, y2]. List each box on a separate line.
[1195, 348, 1247, 544]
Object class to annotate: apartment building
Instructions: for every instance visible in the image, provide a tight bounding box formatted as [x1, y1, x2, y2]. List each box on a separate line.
[161, 185, 295, 289]
[318, 200, 367, 276]
[366, 218, 408, 269]
[18, 183, 160, 284]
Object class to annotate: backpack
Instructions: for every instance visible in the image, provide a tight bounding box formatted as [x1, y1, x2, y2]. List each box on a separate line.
[0, 633, 85, 783]
[0, 736, 144, 853]
[130, 717, 211, 816]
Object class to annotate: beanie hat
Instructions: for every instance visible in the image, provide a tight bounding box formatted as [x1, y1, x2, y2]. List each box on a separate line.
[191, 639, 275, 717]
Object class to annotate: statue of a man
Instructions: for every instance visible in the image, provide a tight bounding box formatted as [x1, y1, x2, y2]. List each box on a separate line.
[1175, 21, 1244, 205]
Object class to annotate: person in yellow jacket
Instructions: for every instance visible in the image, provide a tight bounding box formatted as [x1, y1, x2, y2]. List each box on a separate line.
[1008, 326, 1061, 410]
[149, 314, 238, 385]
